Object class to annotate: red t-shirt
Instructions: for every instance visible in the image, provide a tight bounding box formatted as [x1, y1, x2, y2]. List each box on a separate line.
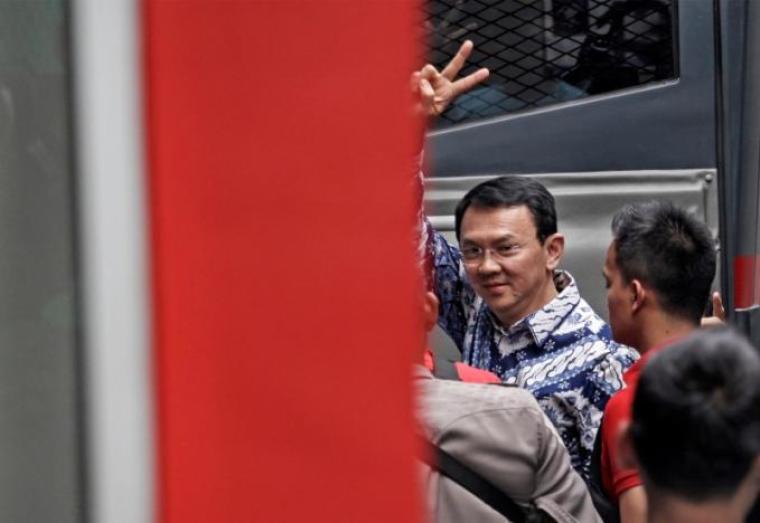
[600, 340, 677, 499]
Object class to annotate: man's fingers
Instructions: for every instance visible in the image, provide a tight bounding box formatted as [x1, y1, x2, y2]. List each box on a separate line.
[441, 40, 473, 80]
[419, 77, 435, 99]
[420, 64, 441, 82]
[410, 71, 421, 93]
[418, 77, 436, 114]
[712, 291, 726, 320]
[450, 67, 490, 97]
[701, 291, 726, 328]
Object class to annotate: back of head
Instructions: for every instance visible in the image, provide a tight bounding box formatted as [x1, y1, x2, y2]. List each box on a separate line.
[611, 201, 716, 324]
[454, 176, 557, 242]
[631, 329, 760, 501]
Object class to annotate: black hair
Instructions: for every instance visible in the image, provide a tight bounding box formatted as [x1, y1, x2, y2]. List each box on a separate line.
[454, 176, 557, 243]
[631, 329, 760, 501]
[611, 201, 716, 324]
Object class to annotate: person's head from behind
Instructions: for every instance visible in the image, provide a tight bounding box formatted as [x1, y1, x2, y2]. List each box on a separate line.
[624, 329, 760, 514]
[454, 176, 564, 327]
[603, 201, 716, 348]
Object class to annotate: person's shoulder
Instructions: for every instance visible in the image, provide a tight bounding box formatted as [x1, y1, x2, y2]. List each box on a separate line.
[418, 380, 548, 447]
[603, 385, 634, 420]
[551, 278, 610, 338]
[572, 294, 611, 334]
[419, 379, 542, 424]
[591, 335, 639, 374]
[600, 387, 634, 459]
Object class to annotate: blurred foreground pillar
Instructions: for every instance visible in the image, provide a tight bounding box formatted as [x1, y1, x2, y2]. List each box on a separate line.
[144, 2, 422, 522]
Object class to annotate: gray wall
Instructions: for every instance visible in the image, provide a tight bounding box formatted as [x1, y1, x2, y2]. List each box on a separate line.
[0, 2, 84, 521]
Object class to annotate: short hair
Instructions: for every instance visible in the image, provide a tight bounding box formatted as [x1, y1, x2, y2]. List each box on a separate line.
[611, 201, 716, 324]
[631, 329, 760, 501]
[454, 176, 557, 243]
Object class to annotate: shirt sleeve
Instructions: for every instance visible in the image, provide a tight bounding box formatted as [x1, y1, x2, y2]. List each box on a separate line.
[415, 164, 474, 352]
[601, 389, 642, 499]
[575, 341, 639, 479]
[431, 228, 473, 350]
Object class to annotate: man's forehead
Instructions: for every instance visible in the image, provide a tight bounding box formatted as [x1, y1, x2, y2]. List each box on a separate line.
[604, 242, 620, 270]
[460, 205, 537, 240]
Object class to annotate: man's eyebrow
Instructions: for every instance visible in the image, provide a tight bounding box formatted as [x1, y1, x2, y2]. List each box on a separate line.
[461, 234, 516, 244]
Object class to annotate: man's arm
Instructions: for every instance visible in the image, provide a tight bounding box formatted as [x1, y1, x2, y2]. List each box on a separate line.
[601, 390, 646, 522]
[619, 486, 647, 523]
[412, 41, 489, 350]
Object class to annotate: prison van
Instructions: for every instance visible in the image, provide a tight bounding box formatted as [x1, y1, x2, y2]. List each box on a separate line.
[422, 0, 760, 355]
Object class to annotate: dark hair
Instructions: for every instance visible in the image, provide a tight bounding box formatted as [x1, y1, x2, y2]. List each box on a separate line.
[611, 201, 716, 324]
[631, 329, 760, 501]
[454, 176, 557, 243]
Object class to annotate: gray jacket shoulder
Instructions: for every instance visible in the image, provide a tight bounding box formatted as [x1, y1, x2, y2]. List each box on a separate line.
[416, 379, 602, 523]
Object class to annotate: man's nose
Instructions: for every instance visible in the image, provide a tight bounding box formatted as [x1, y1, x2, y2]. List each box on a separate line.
[478, 251, 500, 274]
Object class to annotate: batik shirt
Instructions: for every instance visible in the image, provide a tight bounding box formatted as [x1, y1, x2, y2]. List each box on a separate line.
[428, 227, 639, 480]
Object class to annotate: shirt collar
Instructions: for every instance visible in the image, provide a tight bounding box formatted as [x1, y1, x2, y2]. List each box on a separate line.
[489, 270, 580, 348]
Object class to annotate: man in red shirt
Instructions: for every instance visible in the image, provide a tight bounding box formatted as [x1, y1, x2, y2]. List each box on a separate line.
[620, 329, 760, 523]
[598, 201, 718, 522]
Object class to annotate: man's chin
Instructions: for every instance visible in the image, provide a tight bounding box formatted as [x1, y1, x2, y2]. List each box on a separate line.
[484, 299, 519, 321]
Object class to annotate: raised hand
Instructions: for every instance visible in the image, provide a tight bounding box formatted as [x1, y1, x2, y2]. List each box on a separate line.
[701, 291, 726, 328]
[412, 40, 490, 118]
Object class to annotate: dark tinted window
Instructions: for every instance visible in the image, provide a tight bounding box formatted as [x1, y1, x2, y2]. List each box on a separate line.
[424, 0, 678, 128]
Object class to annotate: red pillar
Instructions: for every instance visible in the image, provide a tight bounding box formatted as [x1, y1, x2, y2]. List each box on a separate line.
[143, 2, 423, 522]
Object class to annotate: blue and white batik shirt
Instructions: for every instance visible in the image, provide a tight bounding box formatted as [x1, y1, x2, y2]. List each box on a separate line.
[429, 226, 639, 480]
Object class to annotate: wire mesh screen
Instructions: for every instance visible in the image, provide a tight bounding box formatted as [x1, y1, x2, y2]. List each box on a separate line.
[424, 0, 677, 128]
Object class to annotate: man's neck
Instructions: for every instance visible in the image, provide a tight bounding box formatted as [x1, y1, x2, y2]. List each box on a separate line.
[636, 312, 697, 355]
[649, 495, 746, 523]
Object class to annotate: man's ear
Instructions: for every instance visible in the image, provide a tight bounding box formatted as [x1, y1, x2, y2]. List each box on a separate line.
[749, 455, 760, 489]
[423, 291, 440, 332]
[631, 280, 647, 314]
[617, 421, 639, 470]
[732, 455, 760, 506]
[544, 233, 565, 271]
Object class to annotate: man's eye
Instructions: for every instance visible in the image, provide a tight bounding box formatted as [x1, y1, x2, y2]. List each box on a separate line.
[496, 245, 514, 256]
[462, 247, 482, 259]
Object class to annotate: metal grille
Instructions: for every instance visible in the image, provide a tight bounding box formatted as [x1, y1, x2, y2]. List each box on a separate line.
[424, 0, 677, 128]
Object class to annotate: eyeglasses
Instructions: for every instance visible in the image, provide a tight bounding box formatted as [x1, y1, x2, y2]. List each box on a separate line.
[460, 244, 517, 265]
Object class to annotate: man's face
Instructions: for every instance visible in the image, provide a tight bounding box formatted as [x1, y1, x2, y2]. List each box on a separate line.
[603, 242, 636, 347]
[459, 205, 560, 327]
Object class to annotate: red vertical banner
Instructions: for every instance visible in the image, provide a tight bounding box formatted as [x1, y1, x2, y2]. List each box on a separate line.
[734, 255, 760, 308]
[143, 2, 422, 522]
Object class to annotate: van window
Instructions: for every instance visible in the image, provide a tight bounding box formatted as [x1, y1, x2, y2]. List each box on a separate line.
[424, 0, 678, 128]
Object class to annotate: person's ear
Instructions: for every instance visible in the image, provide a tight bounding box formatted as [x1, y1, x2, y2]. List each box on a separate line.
[749, 455, 760, 490]
[631, 280, 646, 314]
[617, 421, 639, 470]
[423, 291, 439, 332]
[544, 233, 565, 271]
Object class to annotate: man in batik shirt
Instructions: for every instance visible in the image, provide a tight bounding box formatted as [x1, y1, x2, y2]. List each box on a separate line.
[414, 41, 637, 479]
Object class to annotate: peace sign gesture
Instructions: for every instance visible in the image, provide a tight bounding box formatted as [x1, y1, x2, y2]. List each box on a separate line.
[412, 40, 490, 118]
